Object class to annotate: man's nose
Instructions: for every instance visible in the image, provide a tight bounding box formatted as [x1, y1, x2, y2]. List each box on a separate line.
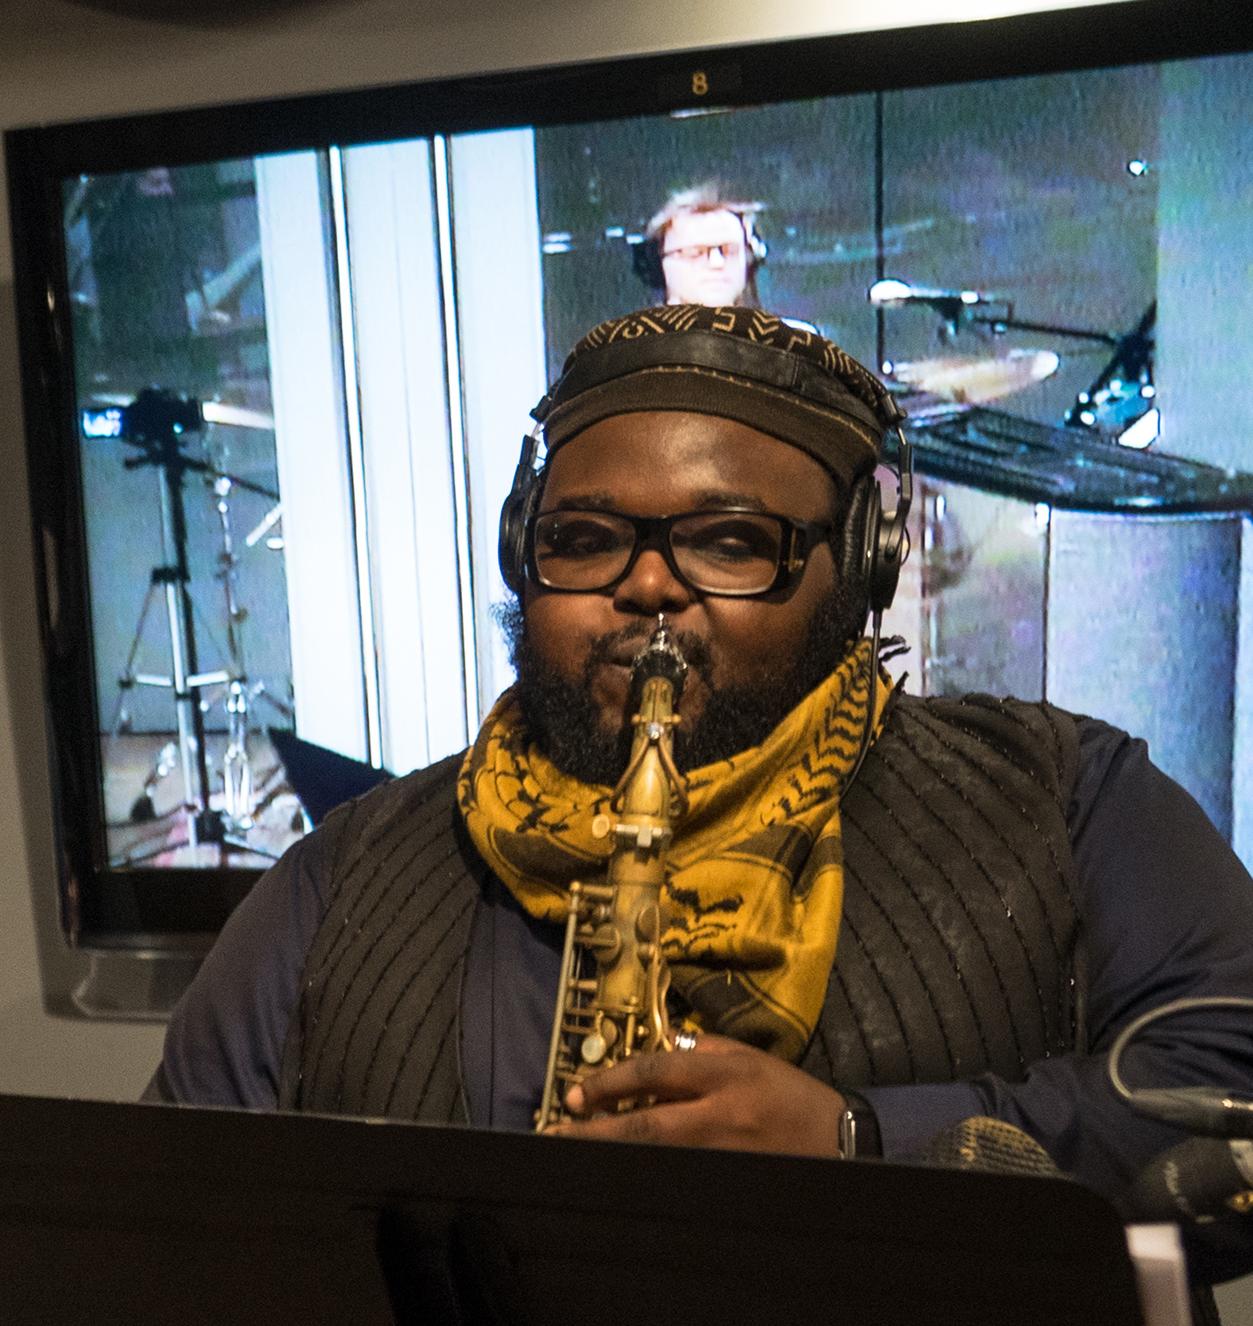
[612, 547, 693, 617]
[706, 246, 726, 267]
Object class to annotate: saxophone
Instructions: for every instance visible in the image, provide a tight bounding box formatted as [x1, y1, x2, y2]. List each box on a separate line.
[536, 614, 690, 1130]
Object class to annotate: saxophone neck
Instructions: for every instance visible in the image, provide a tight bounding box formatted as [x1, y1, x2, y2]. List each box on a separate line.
[611, 616, 689, 819]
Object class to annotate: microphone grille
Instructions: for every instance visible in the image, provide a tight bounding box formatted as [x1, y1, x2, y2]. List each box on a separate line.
[923, 1116, 1064, 1179]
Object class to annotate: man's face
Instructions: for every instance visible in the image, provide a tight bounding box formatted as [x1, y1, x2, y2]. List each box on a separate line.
[515, 411, 858, 781]
[660, 209, 752, 307]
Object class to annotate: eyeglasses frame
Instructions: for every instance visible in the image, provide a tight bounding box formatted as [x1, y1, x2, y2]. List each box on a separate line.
[660, 240, 746, 265]
[525, 505, 836, 598]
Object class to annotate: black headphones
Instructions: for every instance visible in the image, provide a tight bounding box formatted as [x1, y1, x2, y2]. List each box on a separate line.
[630, 209, 769, 295]
[498, 335, 912, 636]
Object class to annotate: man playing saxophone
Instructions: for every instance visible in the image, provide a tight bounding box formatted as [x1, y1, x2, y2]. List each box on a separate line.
[149, 305, 1253, 1240]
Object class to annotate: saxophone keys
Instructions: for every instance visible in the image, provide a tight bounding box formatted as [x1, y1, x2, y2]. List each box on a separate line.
[612, 822, 671, 851]
[635, 902, 661, 942]
[589, 923, 622, 964]
[581, 1017, 619, 1066]
[581, 1031, 607, 1065]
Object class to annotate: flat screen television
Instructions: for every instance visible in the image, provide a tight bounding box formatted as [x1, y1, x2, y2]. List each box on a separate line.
[6, 0, 1252, 968]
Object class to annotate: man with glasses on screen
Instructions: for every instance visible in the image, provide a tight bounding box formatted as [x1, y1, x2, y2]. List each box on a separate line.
[150, 304, 1253, 1276]
[634, 183, 767, 308]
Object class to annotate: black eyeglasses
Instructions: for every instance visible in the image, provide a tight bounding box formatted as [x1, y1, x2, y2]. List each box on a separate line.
[528, 507, 834, 597]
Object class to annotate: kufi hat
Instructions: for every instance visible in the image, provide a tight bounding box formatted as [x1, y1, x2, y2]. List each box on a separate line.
[534, 305, 903, 492]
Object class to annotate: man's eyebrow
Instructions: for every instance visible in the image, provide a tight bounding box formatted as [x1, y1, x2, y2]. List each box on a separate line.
[547, 491, 620, 512]
[546, 490, 771, 513]
[688, 490, 769, 512]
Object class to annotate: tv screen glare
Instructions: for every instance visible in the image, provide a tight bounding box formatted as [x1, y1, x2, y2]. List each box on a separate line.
[6, 1, 1252, 950]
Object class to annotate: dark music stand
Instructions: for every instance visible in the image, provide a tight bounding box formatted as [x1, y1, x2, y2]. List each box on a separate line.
[0, 1092, 1143, 1325]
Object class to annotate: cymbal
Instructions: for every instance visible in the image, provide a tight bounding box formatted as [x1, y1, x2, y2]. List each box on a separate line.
[888, 349, 1060, 404]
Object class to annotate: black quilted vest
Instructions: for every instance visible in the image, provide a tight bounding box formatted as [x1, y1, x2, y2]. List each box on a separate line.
[278, 695, 1082, 1121]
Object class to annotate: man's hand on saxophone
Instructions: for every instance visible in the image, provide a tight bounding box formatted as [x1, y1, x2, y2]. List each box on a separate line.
[550, 1034, 847, 1160]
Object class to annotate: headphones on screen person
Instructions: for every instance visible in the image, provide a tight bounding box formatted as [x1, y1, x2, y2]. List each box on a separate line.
[497, 331, 913, 640]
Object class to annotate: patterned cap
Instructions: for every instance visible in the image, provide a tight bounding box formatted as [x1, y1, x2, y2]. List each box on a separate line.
[535, 305, 903, 491]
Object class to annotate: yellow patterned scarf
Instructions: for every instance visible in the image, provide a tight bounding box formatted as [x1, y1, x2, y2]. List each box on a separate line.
[456, 642, 890, 1063]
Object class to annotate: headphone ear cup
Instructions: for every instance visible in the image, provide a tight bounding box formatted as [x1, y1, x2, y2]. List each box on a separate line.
[868, 498, 907, 616]
[497, 489, 527, 596]
[498, 451, 542, 596]
[869, 509, 901, 612]
[631, 237, 665, 293]
[840, 463, 909, 625]
[839, 474, 878, 631]
[742, 216, 768, 272]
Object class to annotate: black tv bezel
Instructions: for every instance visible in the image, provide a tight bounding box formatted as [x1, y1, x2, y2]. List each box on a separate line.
[6, 0, 1251, 949]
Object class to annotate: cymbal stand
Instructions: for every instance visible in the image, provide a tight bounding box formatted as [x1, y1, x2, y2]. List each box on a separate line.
[209, 470, 293, 833]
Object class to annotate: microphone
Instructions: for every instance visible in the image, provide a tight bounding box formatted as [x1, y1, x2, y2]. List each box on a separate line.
[922, 1116, 1066, 1179]
[1122, 1136, 1253, 1223]
[868, 277, 991, 312]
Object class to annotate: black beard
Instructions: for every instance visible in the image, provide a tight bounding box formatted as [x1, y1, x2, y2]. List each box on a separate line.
[496, 585, 864, 786]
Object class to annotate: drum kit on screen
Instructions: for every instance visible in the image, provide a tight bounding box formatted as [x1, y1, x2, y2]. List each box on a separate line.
[868, 275, 1155, 433]
[864, 277, 1208, 517]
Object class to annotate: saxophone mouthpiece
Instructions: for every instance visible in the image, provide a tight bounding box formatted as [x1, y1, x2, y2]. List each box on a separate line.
[630, 614, 688, 703]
